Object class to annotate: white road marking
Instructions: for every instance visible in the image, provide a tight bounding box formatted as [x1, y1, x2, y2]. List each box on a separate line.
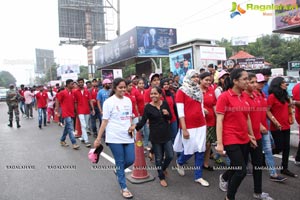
[100, 152, 132, 173]
[273, 154, 295, 162]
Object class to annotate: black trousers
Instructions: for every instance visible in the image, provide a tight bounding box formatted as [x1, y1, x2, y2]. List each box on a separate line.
[248, 139, 263, 194]
[271, 129, 290, 170]
[223, 143, 249, 200]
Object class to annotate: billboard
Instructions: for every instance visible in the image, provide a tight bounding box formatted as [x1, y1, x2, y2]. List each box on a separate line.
[169, 48, 193, 84]
[288, 61, 300, 71]
[95, 27, 137, 67]
[56, 64, 80, 77]
[95, 26, 177, 68]
[136, 27, 177, 56]
[237, 58, 264, 70]
[58, 0, 105, 41]
[199, 46, 227, 60]
[35, 49, 55, 74]
[273, 0, 300, 33]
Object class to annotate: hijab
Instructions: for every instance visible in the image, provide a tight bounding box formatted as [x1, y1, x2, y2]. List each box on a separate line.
[179, 69, 203, 102]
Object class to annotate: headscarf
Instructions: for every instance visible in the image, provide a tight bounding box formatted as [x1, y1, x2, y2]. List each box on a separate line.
[179, 69, 203, 102]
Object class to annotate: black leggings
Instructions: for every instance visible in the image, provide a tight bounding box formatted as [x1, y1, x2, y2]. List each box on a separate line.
[223, 143, 249, 200]
[248, 139, 263, 194]
[271, 129, 290, 170]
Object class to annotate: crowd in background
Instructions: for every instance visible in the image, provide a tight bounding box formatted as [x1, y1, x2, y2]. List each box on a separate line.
[5, 66, 300, 200]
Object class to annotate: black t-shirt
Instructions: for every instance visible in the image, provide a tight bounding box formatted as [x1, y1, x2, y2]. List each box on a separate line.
[135, 101, 172, 144]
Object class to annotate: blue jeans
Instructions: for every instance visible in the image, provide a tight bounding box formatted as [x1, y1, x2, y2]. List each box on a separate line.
[142, 123, 150, 148]
[108, 143, 135, 190]
[170, 121, 178, 144]
[19, 101, 25, 114]
[177, 151, 205, 180]
[90, 106, 101, 134]
[61, 117, 76, 144]
[38, 108, 47, 126]
[152, 140, 174, 180]
[262, 131, 277, 176]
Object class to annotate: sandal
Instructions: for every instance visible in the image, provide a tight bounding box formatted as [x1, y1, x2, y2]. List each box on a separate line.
[148, 152, 154, 162]
[121, 189, 133, 199]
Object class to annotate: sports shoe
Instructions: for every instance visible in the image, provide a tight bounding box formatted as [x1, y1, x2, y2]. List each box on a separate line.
[219, 174, 228, 192]
[72, 144, 80, 150]
[253, 192, 274, 200]
[195, 178, 209, 187]
[176, 160, 185, 176]
[85, 142, 91, 148]
[60, 141, 69, 147]
[79, 137, 85, 143]
[281, 169, 298, 177]
[270, 175, 287, 182]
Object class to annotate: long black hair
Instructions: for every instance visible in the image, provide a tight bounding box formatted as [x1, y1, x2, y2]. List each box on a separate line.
[224, 68, 245, 91]
[268, 77, 289, 103]
[160, 78, 173, 97]
[110, 78, 126, 97]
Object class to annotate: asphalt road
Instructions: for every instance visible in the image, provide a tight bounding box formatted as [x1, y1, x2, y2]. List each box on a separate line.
[0, 102, 300, 200]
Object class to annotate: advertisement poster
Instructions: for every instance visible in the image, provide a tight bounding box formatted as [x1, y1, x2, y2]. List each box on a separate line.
[274, 0, 300, 31]
[95, 27, 137, 68]
[237, 58, 264, 69]
[169, 48, 193, 84]
[137, 27, 177, 57]
[56, 64, 80, 77]
[101, 69, 114, 81]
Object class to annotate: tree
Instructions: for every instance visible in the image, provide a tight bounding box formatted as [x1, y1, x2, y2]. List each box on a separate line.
[0, 71, 17, 87]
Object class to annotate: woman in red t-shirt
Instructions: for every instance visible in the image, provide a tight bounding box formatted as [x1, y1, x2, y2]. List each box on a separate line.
[244, 73, 274, 199]
[267, 77, 297, 178]
[174, 69, 209, 187]
[215, 68, 257, 200]
[199, 72, 217, 171]
[161, 78, 178, 143]
[125, 80, 139, 125]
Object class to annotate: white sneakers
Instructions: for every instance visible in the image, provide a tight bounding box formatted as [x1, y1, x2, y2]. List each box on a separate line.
[176, 161, 185, 176]
[219, 174, 228, 192]
[195, 178, 209, 187]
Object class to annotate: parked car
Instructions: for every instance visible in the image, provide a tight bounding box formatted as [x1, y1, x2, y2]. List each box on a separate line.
[268, 76, 297, 97]
[0, 88, 8, 101]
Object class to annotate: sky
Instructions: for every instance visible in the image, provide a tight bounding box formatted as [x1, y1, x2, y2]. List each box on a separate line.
[0, 0, 278, 85]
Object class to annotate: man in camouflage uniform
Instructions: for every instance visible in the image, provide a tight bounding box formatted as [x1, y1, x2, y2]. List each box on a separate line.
[6, 84, 21, 128]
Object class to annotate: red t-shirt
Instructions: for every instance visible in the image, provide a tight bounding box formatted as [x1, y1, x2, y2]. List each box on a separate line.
[203, 87, 217, 127]
[267, 93, 290, 131]
[216, 89, 250, 146]
[255, 91, 268, 130]
[125, 92, 138, 118]
[19, 89, 25, 102]
[57, 89, 75, 118]
[163, 92, 177, 123]
[74, 88, 91, 115]
[292, 83, 300, 124]
[243, 91, 262, 140]
[175, 90, 206, 129]
[90, 87, 98, 107]
[35, 91, 48, 108]
[144, 87, 152, 104]
[136, 89, 145, 116]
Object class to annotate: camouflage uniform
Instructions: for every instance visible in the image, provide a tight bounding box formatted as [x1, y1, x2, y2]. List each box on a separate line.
[6, 86, 20, 127]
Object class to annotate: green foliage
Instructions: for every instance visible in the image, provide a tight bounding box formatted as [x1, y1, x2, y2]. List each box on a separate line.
[0, 71, 17, 87]
[217, 34, 300, 70]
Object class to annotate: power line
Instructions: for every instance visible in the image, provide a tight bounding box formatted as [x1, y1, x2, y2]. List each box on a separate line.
[176, 0, 251, 27]
[173, 0, 222, 26]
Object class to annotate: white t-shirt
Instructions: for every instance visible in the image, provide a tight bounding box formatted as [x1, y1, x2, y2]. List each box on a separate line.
[47, 91, 56, 108]
[103, 95, 134, 144]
